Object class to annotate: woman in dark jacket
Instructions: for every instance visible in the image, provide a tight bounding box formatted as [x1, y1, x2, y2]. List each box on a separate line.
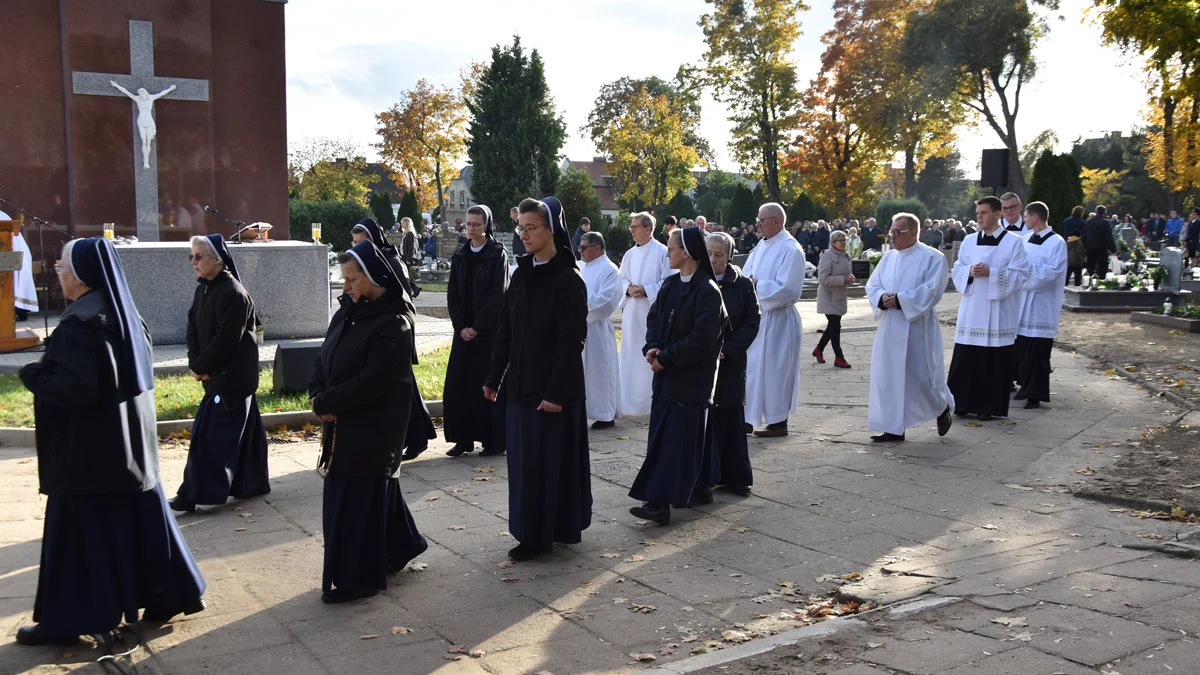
[170, 234, 270, 512]
[629, 227, 728, 526]
[443, 204, 509, 456]
[700, 231, 760, 497]
[17, 237, 205, 645]
[484, 196, 591, 561]
[310, 241, 427, 603]
[351, 218, 436, 461]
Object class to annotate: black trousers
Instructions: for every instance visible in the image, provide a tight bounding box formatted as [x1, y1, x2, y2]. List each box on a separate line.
[1085, 250, 1109, 277]
[1015, 336, 1053, 403]
[1066, 266, 1082, 286]
[817, 314, 843, 358]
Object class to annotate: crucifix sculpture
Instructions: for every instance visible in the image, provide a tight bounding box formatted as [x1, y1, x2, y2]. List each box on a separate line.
[71, 20, 210, 241]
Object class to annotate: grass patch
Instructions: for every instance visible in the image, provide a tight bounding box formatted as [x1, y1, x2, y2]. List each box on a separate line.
[418, 281, 448, 293]
[414, 346, 449, 402]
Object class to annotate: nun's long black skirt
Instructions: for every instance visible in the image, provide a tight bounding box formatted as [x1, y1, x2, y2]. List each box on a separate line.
[947, 344, 1013, 417]
[1015, 336, 1054, 404]
[33, 485, 205, 637]
[177, 393, 270, 505]
[405, 384, 437, 452]
[630, 399, 709, 505]
[700, 405, 753, 489]
[442, 336, 505, 451]
[322, 475, 427, 595]
[506, 401, 591, 549]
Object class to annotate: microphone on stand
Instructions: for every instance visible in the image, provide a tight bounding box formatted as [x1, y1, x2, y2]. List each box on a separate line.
[203, 205, 219, 215]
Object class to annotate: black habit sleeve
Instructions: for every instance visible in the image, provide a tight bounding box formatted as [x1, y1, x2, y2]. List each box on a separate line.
[312, 318, 405, 415]
[19, 322, 102, 409]
[473, 248, 508, 338]
[541, 276, 587, 405]
[722, 279, 760, 360]
[485, 287, 513, 392]
[656, 282, 724, 371]
[188, 287, 252, 376]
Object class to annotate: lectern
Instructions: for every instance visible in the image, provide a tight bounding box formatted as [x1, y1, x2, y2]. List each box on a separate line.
[0, 221, 43, 352]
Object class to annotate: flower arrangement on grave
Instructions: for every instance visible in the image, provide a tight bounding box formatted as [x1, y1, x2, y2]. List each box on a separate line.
[433, 257, 451, 271]
[865, 249, 883, 272]
[1151, 265, 1169, 289]
[1153, 303, 1200, 319]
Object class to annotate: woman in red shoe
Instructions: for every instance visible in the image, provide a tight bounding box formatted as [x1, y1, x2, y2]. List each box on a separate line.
[814, 230, 854, 369]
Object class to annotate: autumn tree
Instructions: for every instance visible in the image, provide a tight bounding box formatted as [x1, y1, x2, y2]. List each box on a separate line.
[904, 0, 1056, 195]
[1092, 0, 1200, 208]
[466, 37, 565, 216]
[376, 78, 468, 216]
[287, 137, 377, 203]
[698, 0, 808, 203]
[1080, 166, 1125, 210]
[585, 75, 711, 164]
[599, 86, 702, 210]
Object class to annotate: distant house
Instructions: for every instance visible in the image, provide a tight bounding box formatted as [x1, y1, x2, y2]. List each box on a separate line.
[365, 163, 406, 207]
[560, 157, 620, 224]
[443, 165, 474, 225]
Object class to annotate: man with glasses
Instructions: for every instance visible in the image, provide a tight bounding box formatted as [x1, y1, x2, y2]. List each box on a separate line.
[866, 213, 954, 442]
[743, 202, 806, 438]
[579, 232, 621, 430]
[617, 212, 673, 417]
[999, 192, 1026, 233]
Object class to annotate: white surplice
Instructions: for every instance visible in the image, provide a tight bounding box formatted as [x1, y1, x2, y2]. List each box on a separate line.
[742, 230, 806, 426]
[866, 243, 954, 435]
[1017, 229, 1067, 339]
[582, 255, 622, 422]
[617, 239, 672, 416]
[951, 230, 1030, 347]
[0, 211, 38, 314]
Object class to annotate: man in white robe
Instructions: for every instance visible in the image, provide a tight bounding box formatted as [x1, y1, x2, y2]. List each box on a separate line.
[618, 212, 672, 416]
[579, 232, 621, 428]
[947, 196, 1031, 420]
[1014, 201, 1067, 410]
[1000, 192, 1027, 233]
[866, 213, 954, 442]
[0, 211, 38, 321]
[743, 202, 806, 437]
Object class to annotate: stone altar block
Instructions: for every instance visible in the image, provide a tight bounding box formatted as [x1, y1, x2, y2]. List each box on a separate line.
[115, 240, 328, 345]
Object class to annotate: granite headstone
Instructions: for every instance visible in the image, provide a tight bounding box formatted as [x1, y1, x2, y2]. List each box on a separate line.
[1160, 247, 1183, 292]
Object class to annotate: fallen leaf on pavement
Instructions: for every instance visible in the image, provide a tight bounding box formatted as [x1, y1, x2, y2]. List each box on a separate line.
[629, 604, 657, 613]
[617, 436, 630, 440]
[722, 630, 752, 643]
[501, 577, 519, 583]
[424, 495, 440, 501]
[474, 466, 495, 473]
[448, 645, 469, 654]
[965, 422, 982, 427]
[360, 634, 379, 640]
[1010, 631, 1034, 642]
[624, 555, 645, 563]
[391, 626, 412, 635]
[600, 553, 620, 558]
[980, 524, 999, 530]
[841, 572, 863, 581]
[472, 476, 490, 482]
[469, 649, 485, 658]
[734, 527, 750, 533]
[990, 616, 1028, 628]
[630, 653, 657, 662]
[866, 642, 883, 649]
[405, 562, 429, 572]
[448, 525, 466, 530]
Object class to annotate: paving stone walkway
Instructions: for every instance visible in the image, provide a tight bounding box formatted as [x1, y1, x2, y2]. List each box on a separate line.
[0, 296, 1196, 675]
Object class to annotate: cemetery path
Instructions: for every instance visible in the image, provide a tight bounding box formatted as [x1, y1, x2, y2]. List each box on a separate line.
[1, 298, 1197, 675]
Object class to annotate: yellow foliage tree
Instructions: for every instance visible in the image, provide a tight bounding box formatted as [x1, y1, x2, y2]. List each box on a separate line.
[287, 137, 377, 204]
[600, 87, 702, 210]
[1080, 167, 1126, 208]
[375, 78, 468, 214]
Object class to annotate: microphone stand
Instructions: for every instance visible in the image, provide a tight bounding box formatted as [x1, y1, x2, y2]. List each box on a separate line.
[0, 198, 72, 343]
[204, 206, 247, 244]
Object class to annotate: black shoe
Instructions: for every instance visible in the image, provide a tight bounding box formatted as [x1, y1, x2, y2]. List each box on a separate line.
[937, 407, 952, 437]
[401, 444, 427, 461]
[15, 309, 29, 322]
[630, 502, 670, 525]
[411, 285, 422, 298]
[870, 432, 906, 442]
[446, 443, 473, 457]
[1023, 400, 1041, 409]
[953, 409, 968, 417]
[591, 420, 616, 430]
[977, 414, 994, 422]
[16, 624, 79, 646]
[744, 423, 754, 435]
[754, 423, 788, 438]
[479, 445, 506, 457]
[168, 496, 196, 513]
[724, 485, 751, 497]
[507, 543, 549, 561]
[142, 599, 206, 623]
[1013, 391, 1027, 401]
[321, 588, 378, 604]
[674, 487, 714, 508]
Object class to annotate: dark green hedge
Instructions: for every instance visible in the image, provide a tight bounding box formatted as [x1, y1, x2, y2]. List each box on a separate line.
[288, 199, 370, 253]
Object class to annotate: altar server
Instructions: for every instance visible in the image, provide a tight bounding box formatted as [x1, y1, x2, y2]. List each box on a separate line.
[485, 197, 591, 561]
[6, 215, 39, 321]
[866, 214, 954, 442]
[948, 197, 1030, 420]
[579, 231, 621, 429]
[17, 237, 205, 645]
[1014, 202, 1067, 409]
[312, 241, 427, 603]
[629, 227, 726, 525]
[742, 203, 806, 437]
[169, 235, 270, 512]
[617, 212, 672, 416]
[443, 205, 509, 456]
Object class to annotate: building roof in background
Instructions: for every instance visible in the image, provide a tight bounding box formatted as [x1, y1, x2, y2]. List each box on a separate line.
[562, 157, 619, 211]
[365, 162, 404, 203]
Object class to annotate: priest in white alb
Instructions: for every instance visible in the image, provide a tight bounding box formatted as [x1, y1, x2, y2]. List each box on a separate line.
[947, 196, 1030, 421]
[865, 213, 954, 442]
[1013, 201, 1066, 410]
[0, 211, 38, 321]
[618, 212, 672, 417]
[743, 202, 806, 437]
[579, 231, 621, 429]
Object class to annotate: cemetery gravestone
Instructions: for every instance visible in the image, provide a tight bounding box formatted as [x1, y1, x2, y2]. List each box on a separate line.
[1160, 248, 1183, 293]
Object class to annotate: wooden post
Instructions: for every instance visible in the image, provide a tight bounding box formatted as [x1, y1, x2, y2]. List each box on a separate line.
[0, 220, 42, 352]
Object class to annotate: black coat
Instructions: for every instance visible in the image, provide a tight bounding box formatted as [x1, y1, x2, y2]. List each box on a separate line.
[19, 290, 159, 497]
[643, 271, 727, 405]
[812, 228, 831, 251]
[310, 288, 414, 477]
[1062, 216, 1087, 239]
[1083, 216, 1118, 253]
[448, 238, 508, 341]
[187, 270, 259, 399]
[401, 230, 418, 264]
[861, 226, 883, 251]
[486, 250, 587, 406]
[712, 265, 761, 408]
[1187, 219, 1200, 251]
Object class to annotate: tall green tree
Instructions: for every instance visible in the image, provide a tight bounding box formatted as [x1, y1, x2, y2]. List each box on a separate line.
[368, 192, 396, 229]
[557, 167, 604, 229]
[396, 190, 423, 232]
[698, 0, 808, 203]
[693, 169, 741, 220]
[466, 36, 566, 216]
[789, 192, 818, 221]
[729, 183, 758, 227]
[914, 149, 973, 217]
[667, 190, 698, 220]
[1028, 149, 1083, 231]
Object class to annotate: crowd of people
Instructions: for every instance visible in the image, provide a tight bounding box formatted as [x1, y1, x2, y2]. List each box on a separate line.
[17, 183, 1191, 647]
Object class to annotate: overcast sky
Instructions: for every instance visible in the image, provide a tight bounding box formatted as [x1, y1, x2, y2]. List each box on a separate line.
[285, 0, 1149, 178]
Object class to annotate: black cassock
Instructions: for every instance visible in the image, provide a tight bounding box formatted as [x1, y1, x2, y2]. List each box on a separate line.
[948, 344, 1014, 417]
[1015, 335, 1053, 404]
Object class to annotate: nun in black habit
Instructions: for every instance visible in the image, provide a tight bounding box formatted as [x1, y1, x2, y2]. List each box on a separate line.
[443, 204, 509, 457]
[629, 227, 728, 526]
[170, 234, 270, 512]
[351, 218, 437, 461]
[17, 237, 205, 646]
[484, 196, 591, 561]
[311, 241, 427, 604]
